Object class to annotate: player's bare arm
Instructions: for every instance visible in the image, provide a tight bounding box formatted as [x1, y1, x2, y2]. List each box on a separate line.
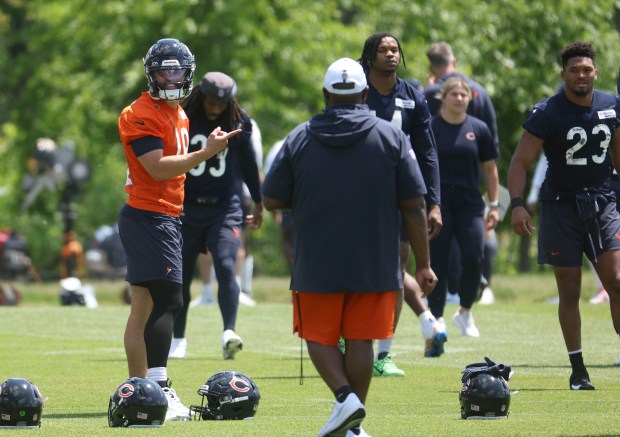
[427, 204, 442, 239]
[508, 130, 542, 236]
[263, 196, 291, 211]
[138, 127, 241, 181]
[246, 202, 264, 231]
[610, 125, 620, 174]
[482, 159, 500, 230]
[399, 197, 437, 296]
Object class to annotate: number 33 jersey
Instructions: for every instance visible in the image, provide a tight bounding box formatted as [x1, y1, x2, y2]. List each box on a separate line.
[183, 112, 257, 202]
[524, 90, 620, 193]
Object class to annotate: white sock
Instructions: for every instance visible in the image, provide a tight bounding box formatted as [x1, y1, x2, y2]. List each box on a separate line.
[241, 255, 254, 295]
[376, 337, 393, 358]
[235, 275, 242, 288]
[201, 283, 213, 300]
[419, 310, 437, 340]
[210, 265, 217, 282]
[147, 367, 167, 384]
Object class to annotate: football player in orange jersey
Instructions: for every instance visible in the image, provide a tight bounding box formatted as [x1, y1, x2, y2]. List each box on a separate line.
[117, 38, 240, 421]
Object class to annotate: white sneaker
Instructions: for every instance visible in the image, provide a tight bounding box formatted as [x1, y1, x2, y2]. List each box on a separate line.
[589, 288, 609, 304]
[614, 358, 620, 366]
[319, 393, 366, 437]
[168, 338, 187, 359]
[445, 292, 460, 305]
[452, 310, 480, 337]
[222, 329, 243, 360]
[346, 426, 372, 436]
[479, 287, 495, 305]
[238, 291, 257, 307]
[190, 294, 215, 307]
[162, 386, 190, 421]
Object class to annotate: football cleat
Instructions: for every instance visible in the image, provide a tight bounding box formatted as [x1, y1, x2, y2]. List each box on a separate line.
[222, 329, 243, 360]
[569, 372, 595, 390]
[372, 353, 405, 377]
[424, 328, 448, 357]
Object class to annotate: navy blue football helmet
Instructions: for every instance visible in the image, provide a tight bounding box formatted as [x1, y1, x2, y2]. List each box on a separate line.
[144, 38, 195, 101]
[0, 378, 44, 428]
[459, 357, 511, 419]
[108, 377, 167, 427]
[190, 371, 260, 420]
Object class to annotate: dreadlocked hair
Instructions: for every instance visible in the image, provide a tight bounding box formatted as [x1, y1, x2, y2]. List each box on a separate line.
[358, 32, 407, 76]
[181, 87, 243, 131]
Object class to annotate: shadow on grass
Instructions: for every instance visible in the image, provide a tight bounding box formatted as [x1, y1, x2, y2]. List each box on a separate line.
[254, 375, 321, 380]
[511, 363, 618, 370]
[45, 412, 107, 419]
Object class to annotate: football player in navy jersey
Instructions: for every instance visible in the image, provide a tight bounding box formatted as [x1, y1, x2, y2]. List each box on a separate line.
[169, 72, 263, 360]
[509, 42, 620, 390]
[359, 32, 445, 372]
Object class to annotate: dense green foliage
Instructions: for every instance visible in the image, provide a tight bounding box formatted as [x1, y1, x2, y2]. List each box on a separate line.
[1, 0, 619, 277]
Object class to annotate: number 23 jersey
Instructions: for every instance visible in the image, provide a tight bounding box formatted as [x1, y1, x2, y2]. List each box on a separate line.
[524, 90, 620, 193]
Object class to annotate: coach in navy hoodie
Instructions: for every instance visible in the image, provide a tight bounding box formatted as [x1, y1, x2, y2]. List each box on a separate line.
[262, 57, 437, 437]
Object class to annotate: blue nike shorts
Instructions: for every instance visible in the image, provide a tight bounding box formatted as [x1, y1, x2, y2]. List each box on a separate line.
[118, 204, 183, 284]
[538, 194, 620, 267]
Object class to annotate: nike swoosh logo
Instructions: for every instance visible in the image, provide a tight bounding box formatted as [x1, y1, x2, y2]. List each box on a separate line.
[571, 383, 594, 390]
[551, 251, 560, 256]
[134, 121, 145, 125]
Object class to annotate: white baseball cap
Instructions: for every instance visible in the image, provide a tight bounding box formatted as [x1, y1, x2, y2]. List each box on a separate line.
[323, 57, 367, 95]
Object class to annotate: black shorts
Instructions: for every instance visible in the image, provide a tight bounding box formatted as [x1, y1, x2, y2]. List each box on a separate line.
[118, 204, 183, 284]
[181, 200, 243, 257]
[538, 193, 620, 266]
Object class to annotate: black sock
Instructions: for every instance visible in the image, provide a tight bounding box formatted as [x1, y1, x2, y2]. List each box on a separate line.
[377, 351, 388, 360]
[568, 351, 586, 374]
[334, 385, 352, 403]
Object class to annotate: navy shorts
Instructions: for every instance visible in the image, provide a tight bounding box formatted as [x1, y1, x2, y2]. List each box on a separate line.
[181, 201, 243, 259]
[118, 204, 183, 284]
[538, 193, 620, 266]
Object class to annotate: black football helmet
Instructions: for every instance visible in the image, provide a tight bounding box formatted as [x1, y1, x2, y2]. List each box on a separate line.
[143, 38, 195, 101]
[108, 377, 167, 427]
[460, 370, 511, 419]
[0, 378, 44, 428]
[190, 371, 260, 420]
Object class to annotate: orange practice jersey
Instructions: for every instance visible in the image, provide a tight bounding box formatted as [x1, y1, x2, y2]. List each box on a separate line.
[118, 92, 190, 217]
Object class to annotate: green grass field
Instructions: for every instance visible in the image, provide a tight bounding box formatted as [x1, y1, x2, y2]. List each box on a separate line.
[1, 272, 620, 436]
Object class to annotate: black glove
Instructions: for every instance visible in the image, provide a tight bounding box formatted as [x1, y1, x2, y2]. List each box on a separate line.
[461, 356, 512, 382]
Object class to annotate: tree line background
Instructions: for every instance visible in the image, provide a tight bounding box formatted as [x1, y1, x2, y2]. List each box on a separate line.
[1, 0, 619, 278]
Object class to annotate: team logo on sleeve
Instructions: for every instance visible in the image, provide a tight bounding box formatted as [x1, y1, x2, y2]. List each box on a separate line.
[466, 132, 476, 141]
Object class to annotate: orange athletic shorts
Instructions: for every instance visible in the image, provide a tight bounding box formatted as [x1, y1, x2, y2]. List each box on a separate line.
[292, 291, 396, 346]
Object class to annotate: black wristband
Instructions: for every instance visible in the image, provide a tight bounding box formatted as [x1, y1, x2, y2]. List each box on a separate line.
[510, 197, 525, 209]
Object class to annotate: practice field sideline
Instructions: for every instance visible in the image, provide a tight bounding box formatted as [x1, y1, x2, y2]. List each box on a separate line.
[1, 275, 619, 436]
